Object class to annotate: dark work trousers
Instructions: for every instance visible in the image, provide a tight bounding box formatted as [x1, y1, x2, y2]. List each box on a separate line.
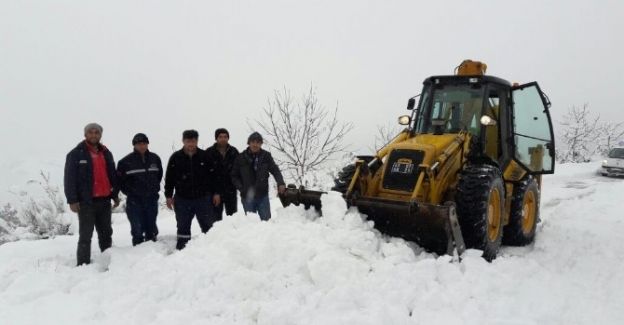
[242, 195, 271, 221]
[77, 198, 113, 266]
[173, 195, 217, 250]
[213, 193, 238, 219]
[125, 196, 159, 246]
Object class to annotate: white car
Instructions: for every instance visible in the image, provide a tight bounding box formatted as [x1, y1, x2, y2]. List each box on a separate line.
[601, 147, 624, 177]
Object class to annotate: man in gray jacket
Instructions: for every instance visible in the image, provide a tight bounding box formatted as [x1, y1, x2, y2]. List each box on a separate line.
[231, 132, 285, 220]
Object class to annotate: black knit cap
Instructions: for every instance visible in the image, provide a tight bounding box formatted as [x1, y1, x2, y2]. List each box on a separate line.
[182, 129, 199, 140]
[214, 128, 229, 140]
[132, 133, 149, 145]
[247, 131, 263, 144]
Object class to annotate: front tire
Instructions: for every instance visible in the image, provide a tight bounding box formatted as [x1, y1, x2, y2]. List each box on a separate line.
[456, 164, 505, 261]
[503, 176, 540, 246]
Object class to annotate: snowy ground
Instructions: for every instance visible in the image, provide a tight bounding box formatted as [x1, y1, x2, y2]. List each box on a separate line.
[1, 163, 623, 325]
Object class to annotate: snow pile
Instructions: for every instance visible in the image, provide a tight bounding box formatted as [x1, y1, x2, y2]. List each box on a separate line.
[1, 163, 623, 324]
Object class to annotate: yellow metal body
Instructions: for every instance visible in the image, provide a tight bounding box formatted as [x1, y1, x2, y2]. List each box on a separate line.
[456, 60, 487, 76]
[347, 131, 469, 205]
[345, 127, 531, 229]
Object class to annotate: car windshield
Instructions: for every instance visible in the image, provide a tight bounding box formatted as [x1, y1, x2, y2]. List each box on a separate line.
[415, 84, 484, 135]
[608, 148, 624, 159]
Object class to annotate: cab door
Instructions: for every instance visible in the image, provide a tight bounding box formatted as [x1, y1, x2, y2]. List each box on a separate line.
[511, 82, 555, 174]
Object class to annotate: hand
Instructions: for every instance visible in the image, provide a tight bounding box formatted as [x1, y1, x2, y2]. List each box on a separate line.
[213, 194, 221, 207]
[112, 198, 120, 208]
[166, 198, 174, 210]
[278, 185, 286, 195]
[69, 203, 80, 213]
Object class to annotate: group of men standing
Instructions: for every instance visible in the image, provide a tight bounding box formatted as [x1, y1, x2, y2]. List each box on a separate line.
[64, 123, 285, 266]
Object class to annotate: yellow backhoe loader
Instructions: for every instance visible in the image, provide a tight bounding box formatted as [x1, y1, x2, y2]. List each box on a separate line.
[279, 60, 555, 260]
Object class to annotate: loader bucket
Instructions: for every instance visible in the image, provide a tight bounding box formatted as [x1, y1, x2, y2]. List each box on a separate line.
[351, 197, 464, 256]
[279, 187, 465, 256]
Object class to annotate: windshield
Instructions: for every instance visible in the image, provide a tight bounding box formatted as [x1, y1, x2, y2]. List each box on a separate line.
[415, 84, 484, 135]
[608, 148, 624, 159]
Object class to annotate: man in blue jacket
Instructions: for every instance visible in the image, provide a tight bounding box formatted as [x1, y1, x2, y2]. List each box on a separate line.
[64, 123, 119, 266]
[117, 133, 163, 246]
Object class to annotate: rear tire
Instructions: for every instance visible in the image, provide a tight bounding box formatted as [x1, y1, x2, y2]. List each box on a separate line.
[331, 156, 374, 193]
[456, 164, 505, 261]
[331, 164, 357, 193]
[503, 177, 540, 246]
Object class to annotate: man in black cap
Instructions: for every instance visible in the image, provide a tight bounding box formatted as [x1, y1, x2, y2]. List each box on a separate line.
[231, 131, 286, 221]
[116, 133, 163, 246]
[164, 130, 222, 250]
[64, 123, 119, 266]
[206, 128, 240, 219]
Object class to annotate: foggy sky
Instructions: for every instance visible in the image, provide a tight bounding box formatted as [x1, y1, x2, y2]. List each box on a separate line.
[1, 0, 623, 181]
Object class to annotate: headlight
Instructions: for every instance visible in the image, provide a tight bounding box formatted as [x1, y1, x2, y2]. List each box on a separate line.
[398, 115, 411, 125]
[602, 160, 608, 166]
[480, 115, 497, 126]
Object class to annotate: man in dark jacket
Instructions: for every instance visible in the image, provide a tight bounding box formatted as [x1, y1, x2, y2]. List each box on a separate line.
[117, 133, 163, 246]
[64, 123, 119, 266]
[164, 130, 222, 250]
[231, 132, 286, 221]
[206, 128, 239, 218]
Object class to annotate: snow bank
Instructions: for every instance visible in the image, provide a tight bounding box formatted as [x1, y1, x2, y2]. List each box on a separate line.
[1, 164, 623, 324]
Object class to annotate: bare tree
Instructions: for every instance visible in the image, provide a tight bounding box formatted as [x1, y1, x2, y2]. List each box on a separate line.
[557, 104, 601, 163]
[37, 171, 65, 214]
[0, 203, 20, 244]
[596, 121, 624, 156]
[22, 171, 70, 236]
[1, 171, 71, 244]
[252, 85, 353, 186]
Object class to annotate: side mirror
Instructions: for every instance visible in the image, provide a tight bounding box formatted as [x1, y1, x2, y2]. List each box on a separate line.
[398, 115, 411, 125]
[407, 98, 416, 110]
[480, 115, 497, 126]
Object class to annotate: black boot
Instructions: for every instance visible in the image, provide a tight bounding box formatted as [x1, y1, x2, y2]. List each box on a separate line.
[132, 236, 145, 246]
[145, 233, 157, 242]
[77, 241, 91, 266]
[176, 238, 188, 250]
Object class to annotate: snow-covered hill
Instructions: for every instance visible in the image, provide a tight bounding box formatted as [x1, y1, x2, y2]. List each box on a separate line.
[0, 163, 622, 325]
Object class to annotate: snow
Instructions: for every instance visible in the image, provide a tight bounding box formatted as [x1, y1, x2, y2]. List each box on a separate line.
[1, 163, 623, 324]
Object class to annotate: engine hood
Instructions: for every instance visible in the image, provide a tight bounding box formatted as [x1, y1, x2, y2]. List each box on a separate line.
[388, 134, 461, 162]
[603, 157, 624, 167]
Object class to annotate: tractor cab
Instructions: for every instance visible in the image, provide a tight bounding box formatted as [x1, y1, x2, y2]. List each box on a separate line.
[402, 62, 555, 176]
[411, 76, 509, 137]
